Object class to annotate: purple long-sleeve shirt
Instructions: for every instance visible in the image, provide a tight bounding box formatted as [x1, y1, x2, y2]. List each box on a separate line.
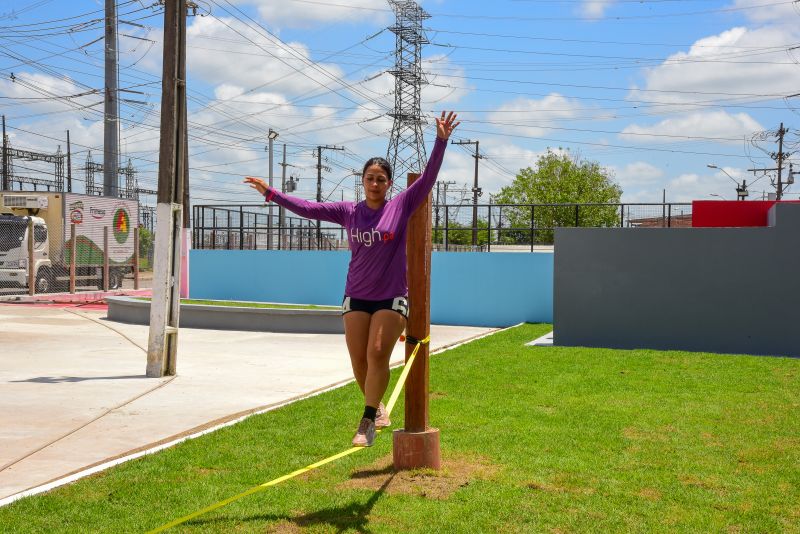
[265, 137, 447, 300]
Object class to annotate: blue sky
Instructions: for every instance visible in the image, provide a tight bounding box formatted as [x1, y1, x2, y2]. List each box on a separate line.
[1, 0, 799, 207]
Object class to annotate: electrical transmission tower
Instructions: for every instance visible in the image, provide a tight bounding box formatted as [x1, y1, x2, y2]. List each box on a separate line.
[3, 140, 65, 192]
[386, 0, 430, 194]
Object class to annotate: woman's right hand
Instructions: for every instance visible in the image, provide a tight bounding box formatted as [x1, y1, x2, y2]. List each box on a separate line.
[243, 176, 268, 196]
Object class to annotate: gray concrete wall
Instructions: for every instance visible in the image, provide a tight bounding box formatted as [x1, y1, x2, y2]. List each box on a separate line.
[554, 203, 800, 357]
[107, 297, 345, 334]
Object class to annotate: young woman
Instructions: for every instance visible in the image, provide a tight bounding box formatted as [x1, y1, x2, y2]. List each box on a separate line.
[244, 111, 459, 447]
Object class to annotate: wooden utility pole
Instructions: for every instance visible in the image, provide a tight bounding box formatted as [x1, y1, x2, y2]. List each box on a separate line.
[104, 0, 119, 197]
[393, 172, 440, 470]
[147, 0, 187, 378]
[69, 224, 76, 293]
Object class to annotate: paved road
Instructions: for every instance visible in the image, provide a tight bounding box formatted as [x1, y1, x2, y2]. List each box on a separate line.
[0, 303, 493, 502]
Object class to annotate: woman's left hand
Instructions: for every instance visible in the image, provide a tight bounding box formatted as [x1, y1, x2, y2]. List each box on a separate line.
[436, 111, 460, 140]
[244, 176, 268, 195]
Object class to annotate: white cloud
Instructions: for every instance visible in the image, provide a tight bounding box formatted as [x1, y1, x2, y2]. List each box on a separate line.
[186, 16, 347, 96]
[423, 55, 472, 106]
[654, 167, 750, 202]
[0, 73, 99, 117]
[730, 0, 798, 23]
[233, 0, 390, 29]
[579, 1, 615, 19]
[611, 161, 664, 188]
[487, 94, 582, 138]
[618, 163, 760, 203]
[620, 111, 762, 143]
[631, 26, 800, 106]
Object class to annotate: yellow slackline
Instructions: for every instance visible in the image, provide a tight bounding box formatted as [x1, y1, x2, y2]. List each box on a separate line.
[147, 335, 430, 533]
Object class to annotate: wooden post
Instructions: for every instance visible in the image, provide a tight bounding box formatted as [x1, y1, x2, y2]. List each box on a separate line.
[133, 226, 140, 290]
[103, 226, 109, 291]
[393, 172, 441, 471]
[27, 218, 35, 296]
[69, 223, 76, 293]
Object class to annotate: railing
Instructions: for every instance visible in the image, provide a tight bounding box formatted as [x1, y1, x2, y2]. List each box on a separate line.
[192, 204, 342, 251]
[192, 202, 693, 252]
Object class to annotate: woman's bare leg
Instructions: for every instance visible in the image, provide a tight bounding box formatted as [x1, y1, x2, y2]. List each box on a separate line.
[364, 310, 407, 408]
[343, 311, 371, 394]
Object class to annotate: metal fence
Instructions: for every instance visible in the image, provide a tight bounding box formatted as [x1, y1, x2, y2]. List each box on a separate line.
[0, 217, 145, 296]
[192, 202, 692, 252]
[192, 204, 347, 251]
[435, 202, 692, 251]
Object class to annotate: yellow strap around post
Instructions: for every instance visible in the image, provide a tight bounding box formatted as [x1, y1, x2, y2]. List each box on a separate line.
[147, 335, 430, 533]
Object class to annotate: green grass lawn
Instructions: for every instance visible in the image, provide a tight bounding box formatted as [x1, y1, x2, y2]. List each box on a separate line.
[2, 324, 799, 533]
[135, 298, 338, 310]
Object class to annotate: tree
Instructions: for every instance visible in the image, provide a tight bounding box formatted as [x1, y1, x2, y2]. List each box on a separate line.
[138, 226, 154, 270]
[433, 219, 490, 247]
[493, 150, 622, 244]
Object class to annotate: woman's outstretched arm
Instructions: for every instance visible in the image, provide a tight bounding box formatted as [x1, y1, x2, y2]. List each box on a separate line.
[397, 111, 460, 213]
[244, 177, 350, 225]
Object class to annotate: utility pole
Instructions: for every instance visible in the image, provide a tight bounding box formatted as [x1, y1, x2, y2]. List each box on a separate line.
[316, 145, 344, 246]
[279, 143, 287, 248]
[147, 0, 188, 378]
[776, 123, 786, 201]
[104, 0, 119, 198]
[747, 123, 790, 201]
[267, 129, 278, 249]
[66, 130, 72, 193]
[451, 139, 483, 247]
[435, 180, 455, 243]
[2, 115, 7, 191]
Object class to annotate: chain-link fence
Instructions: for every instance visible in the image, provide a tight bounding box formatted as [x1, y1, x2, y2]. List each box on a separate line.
[192, 202, 693, 252]
[0, 214, 144, 297]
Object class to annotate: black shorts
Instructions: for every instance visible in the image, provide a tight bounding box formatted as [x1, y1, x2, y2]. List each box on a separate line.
[341, 295, 409, 319]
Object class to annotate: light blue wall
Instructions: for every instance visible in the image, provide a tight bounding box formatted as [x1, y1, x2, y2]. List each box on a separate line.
[430, 252, 552, 326]
[190, 250, 553, 327]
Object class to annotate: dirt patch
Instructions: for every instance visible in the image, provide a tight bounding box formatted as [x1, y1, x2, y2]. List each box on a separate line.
[679, 474, 727, 496]
[638, 487, 662, 501]
[701, 432, 723, 448]
[267, 519, 303, 533]
[338, 453, 498, 500]
[430, 391, 448, 399]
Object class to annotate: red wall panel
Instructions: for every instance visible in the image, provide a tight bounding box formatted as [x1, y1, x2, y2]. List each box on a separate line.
[692, 200, 800, 227]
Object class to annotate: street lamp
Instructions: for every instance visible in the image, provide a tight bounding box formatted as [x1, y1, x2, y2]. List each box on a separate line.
[267, 129, 279, 248]
[709, 193, 726, 200]
[707, 164, 748, 200]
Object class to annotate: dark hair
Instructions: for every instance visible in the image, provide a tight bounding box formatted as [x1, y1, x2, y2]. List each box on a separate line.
[362, 157, 392, 182]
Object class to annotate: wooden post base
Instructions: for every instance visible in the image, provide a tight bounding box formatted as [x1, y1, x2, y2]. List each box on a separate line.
[392, 428, 441, 470]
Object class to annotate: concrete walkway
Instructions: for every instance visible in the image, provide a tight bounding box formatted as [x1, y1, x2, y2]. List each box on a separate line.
[0, 303, 493, 502]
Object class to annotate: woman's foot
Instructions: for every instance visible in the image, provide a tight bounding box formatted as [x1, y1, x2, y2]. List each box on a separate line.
[375, 402, 391, 429]
[352, 417, 376, 447]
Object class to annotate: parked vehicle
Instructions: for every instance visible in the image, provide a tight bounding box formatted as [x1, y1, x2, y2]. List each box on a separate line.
[0, 193, 138, 292]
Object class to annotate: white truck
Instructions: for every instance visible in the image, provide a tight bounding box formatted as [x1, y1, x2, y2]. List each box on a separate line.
[0, 192, 139, 293]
